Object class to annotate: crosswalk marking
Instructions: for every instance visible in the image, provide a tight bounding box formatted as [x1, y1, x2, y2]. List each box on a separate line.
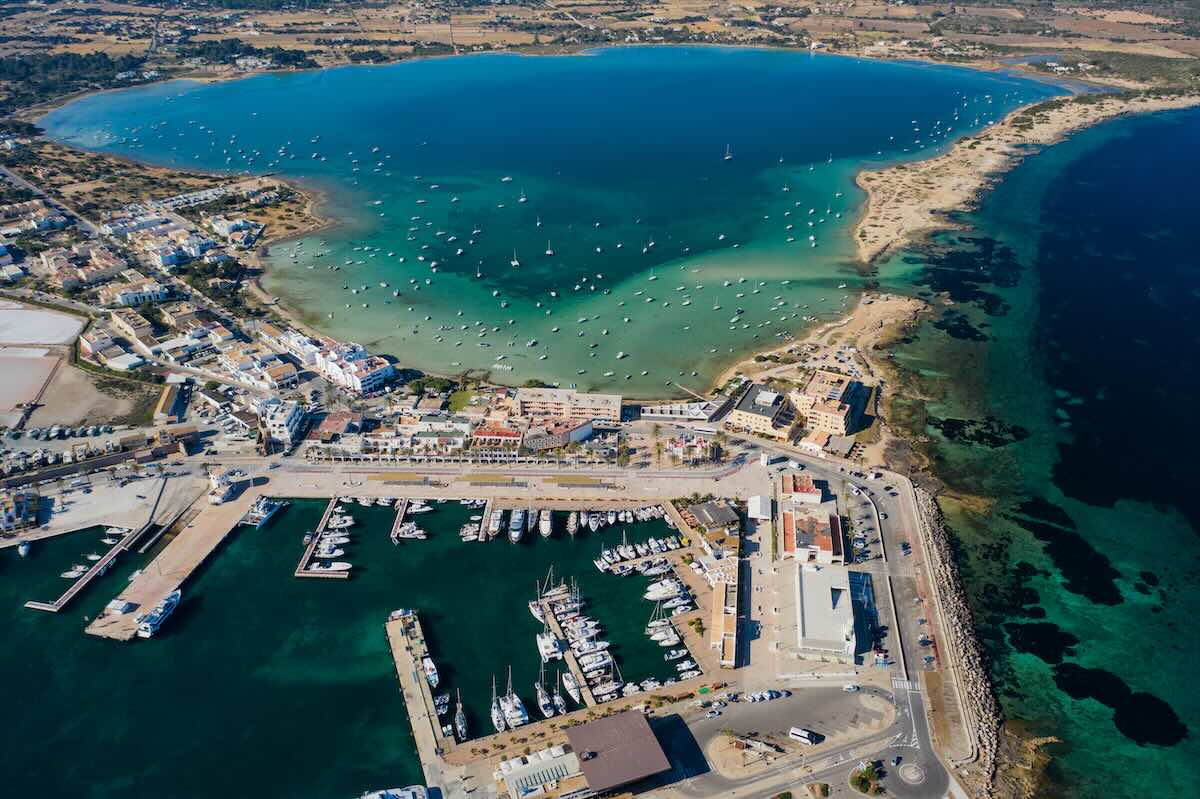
[892, 678, 919, 692]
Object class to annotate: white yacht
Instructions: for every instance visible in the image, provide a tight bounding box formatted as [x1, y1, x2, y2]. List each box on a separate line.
[539, 510, 553, 538]
[135, 589, 181, 639]
[359, 787, 427, 799]
[422, 656, 440, 689]
[509, 509, 525, 544]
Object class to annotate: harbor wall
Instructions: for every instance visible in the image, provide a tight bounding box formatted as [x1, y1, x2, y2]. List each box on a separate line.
[914, 486, 1001, 795]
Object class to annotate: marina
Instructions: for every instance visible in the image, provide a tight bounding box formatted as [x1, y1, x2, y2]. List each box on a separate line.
[294, 496, 348, 579]
[0, 461, 737, 799]
[23, 525, 141, 613]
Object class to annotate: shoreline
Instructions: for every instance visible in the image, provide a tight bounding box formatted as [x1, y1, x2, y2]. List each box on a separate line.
[26, 44, 1102, 398]
[853, 89, 1200, 264]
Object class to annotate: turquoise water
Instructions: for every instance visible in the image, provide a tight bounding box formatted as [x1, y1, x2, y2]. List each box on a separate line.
[876, 108, 1200, 796]
[40, 46, 1059, 395]
[0, 501, 694, 797]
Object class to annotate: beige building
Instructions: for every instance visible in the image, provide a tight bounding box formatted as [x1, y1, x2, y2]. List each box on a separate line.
[109, 308, 153, 341]
[514, 387, 621, 425]
[790, 370, 858, 437]
[724, 383, 790, 439]
[806, 399, 852, 436]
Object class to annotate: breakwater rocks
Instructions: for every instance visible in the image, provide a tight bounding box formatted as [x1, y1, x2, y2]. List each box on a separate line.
[914, 486, 1002, 796]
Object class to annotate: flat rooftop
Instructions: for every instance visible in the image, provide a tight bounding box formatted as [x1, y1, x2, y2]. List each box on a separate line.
[804, 369, 856, 402]
[733, 383, 782, 419]
[796, 565, 855, 654]
[565, 710, 670, 793]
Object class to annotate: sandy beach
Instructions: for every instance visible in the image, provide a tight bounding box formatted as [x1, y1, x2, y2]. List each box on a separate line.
[709, 291, 928, 466]
[853, 91, 1200, 264]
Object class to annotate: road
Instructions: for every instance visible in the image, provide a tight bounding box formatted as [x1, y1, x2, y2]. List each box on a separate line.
[0, 164, 99, 236]
[665, 683, 948, 799]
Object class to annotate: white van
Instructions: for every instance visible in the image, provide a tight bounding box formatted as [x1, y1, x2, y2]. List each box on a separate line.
[789, 727, 817, 745]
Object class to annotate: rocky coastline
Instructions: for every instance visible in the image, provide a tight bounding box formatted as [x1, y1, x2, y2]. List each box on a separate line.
[914, 486, 1002, 796]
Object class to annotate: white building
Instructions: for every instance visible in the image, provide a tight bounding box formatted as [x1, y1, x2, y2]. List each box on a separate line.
[795, 565, 856, 661]
[317, 342, 394, 395]
[100, 279, 170, 307]
[260, 399, 306, 448]
[515, 387, 622, 425]
[748, 495, 771, 521]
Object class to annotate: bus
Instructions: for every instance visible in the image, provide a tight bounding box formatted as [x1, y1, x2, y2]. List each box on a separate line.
[789, 727, 818, 745]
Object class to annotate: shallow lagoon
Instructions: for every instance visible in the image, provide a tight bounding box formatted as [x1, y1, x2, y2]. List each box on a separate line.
[41, 46, 1059, 395]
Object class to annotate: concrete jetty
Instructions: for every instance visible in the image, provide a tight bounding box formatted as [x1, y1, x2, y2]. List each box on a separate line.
[479, 498, 496, 542]
[294, 497, 348, 579]
[385, 609, 453, 770]
[85, 493, 255, 641]
[539, 596, 598, 708]
[24, 524, 147, 613]
[388, 499, 409, 544]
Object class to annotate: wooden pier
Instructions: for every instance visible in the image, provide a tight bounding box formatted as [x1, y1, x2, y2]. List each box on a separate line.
[24, 524, 148, 613]
[539, 596, 598, 708]
[385, 610, 453, 769]
[294, 497, 349, 579]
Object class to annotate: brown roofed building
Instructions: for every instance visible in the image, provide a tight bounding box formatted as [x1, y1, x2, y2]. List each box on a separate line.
[565, 710, 671, 794]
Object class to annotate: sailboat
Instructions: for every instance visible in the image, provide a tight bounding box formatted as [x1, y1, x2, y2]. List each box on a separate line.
[536, 663, 556, 718]
[562, 670, 582, 704]
[490, 675, 507, 733]
[529, 582, 546, 623]
[502, 666, 529, 728]
[454, 689, 467, 741]
[552, 670, 568, 715]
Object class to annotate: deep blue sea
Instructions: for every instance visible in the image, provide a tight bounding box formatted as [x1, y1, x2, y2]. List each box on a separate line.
[878, 107, 1200, 796]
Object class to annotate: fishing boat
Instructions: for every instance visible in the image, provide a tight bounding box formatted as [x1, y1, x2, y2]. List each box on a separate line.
[490, 676, 507, 733]
[422, 656, 440, 689]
